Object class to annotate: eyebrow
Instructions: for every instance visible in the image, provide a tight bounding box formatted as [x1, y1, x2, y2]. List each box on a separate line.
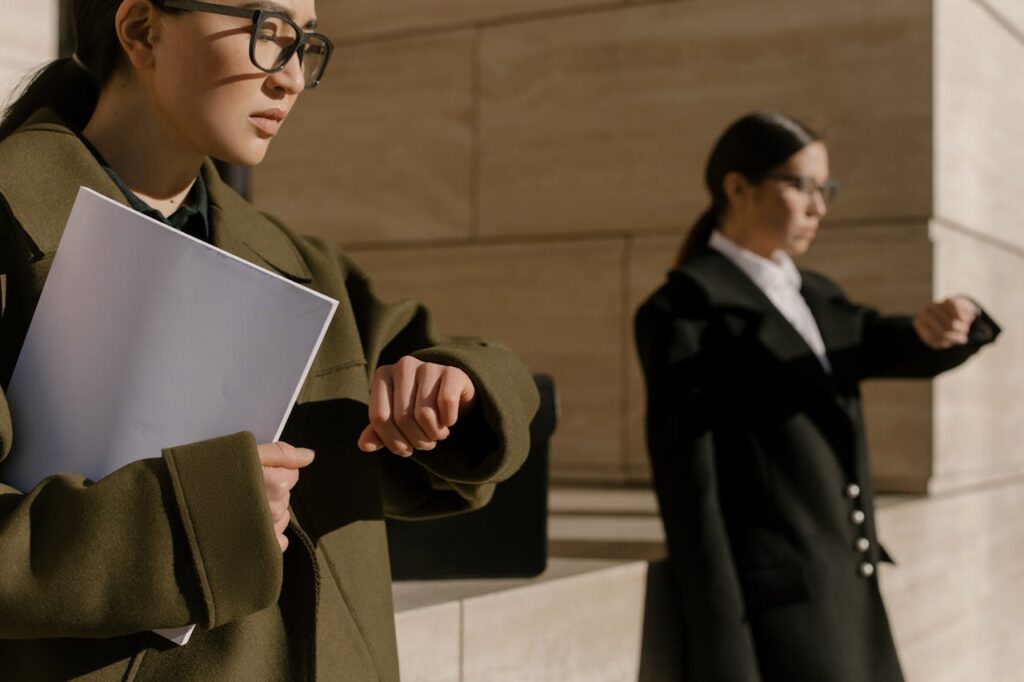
[241, 2, 318, 30]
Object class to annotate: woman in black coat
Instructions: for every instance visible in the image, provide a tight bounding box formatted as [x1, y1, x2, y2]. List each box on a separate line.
[634, 113, 1000, 682]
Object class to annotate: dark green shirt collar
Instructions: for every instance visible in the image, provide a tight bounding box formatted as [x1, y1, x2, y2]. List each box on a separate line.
[75, 132, 210, 242]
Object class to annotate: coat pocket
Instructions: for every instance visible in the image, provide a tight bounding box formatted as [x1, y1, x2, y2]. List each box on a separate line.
[739, 561, 813, 618]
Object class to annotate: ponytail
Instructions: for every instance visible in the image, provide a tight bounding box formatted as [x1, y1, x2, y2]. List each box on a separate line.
[675, 206, 718, 266]
[0, 57, 99, 143]
[0, 1, 125, 143]
[674, 112, 821, 267]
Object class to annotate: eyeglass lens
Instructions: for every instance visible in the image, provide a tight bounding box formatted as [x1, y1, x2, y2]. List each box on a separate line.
[253, 13, 329, 88]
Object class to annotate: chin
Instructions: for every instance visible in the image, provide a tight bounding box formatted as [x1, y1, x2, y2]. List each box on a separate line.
[215, 143, 270, 168]
[787, 238, 813, 257]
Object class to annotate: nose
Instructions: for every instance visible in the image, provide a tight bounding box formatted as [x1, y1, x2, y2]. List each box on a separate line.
[808, 189, 827, 218]
[267, 49, 306, 95]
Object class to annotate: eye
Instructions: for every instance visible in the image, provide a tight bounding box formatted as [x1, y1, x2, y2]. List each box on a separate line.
[795, 177, 816, 193]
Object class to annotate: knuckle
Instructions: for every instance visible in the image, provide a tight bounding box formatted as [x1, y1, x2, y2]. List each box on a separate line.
[394, 410, 415, 430]
[415, 404, 436, 424]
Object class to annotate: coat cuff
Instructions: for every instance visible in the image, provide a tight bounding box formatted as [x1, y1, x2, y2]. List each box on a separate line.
[163, 431, 282, 629]
[409, 342, 539, 485]
[967, 305, 1001, 345]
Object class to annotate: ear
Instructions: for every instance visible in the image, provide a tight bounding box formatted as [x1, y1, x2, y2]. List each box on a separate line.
[115, 0, 162, 71]
[722, 171, 750, 207]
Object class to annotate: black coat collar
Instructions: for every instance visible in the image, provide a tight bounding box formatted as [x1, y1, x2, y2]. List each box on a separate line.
[672, 249, 859, 398]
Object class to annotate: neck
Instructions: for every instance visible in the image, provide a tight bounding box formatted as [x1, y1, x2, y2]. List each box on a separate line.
[718, 219, 779, 261]
[82, 83, 203, 217]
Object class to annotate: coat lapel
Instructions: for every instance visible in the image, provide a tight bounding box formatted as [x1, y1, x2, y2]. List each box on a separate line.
[798, 279, 863, 386]
[202, 160, 313, 283]
[675, 250, 861, 477]
[0, 109, 312, 289]
[0, 111, 127, 258]
[678, 251, 836, 401]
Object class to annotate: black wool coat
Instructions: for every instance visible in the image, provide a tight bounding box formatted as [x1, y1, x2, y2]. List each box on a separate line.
[634, 249, 1000, 682]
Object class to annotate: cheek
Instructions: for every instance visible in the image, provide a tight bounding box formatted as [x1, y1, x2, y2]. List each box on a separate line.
[779, 194, 807, 229]
[756, 193, 800, 233]
[157, 35, 269, 158]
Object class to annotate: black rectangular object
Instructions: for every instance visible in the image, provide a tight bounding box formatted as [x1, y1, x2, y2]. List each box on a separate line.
[386, 375, 556, 580]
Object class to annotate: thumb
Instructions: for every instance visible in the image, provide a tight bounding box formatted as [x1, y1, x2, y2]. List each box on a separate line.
[358, 424, 384, 452]
[258, 442, 315, 469]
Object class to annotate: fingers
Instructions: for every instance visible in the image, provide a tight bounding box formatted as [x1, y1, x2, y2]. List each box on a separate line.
[357, 424, 385, 452]
[915, 303, 968, 349]
[913, 313, 943, 350]
[273, 509, 291, 536]
[437, 367, 472, 428]
[936, 300, 970, 335]
[948, 297, 979, 327]
[413, 362, 449, 442]
[363, 358, 478, 457]
[263, 468, 295, 553]
[257, 442, 309, 554]
[391, 359, 434, 451]
[257, 441, 315, 469]
[929, 304, 969, 345]
[369, 365, 413, 456]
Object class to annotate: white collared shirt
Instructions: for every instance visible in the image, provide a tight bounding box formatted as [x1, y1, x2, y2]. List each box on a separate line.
[708, 230, 832, 373]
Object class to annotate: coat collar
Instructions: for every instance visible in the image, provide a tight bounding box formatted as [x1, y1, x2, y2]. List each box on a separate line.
[673, 249, 842, 396]
[201, 160, 312, 282]
[0, 108, 311, 282]
[673, 248, 861, 476]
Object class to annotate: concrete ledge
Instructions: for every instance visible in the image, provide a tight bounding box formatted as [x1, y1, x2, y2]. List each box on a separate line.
[394, 558, 650, 682]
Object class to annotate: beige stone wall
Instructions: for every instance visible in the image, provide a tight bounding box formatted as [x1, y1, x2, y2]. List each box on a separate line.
[930, 0, 1024, 493]
[878, 479, 1024, 681]
[0, 1, 59, 107]
[257, 0, 1012, 491]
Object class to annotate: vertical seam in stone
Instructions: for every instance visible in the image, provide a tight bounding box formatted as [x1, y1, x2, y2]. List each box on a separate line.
[470, 26, 482, 243]
[458, 598, 466, 682]
[621, 235, 634, 481]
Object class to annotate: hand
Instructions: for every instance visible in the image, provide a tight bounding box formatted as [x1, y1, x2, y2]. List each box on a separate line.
[257, 441, 314, 553]
[358, 356, 477, 457]
[913, 297, 979, 350]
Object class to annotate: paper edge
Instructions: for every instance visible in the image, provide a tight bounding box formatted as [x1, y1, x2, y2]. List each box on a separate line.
[271, 295, 339, 442]
[73, 188, 339, 646]
[74, 187, 338, 307]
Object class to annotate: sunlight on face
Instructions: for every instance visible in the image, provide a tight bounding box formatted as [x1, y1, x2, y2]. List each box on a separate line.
[150, 0, 319, 166]
[752, 141, 831, 257]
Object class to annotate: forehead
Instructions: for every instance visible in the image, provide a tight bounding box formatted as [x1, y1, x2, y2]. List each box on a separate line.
[235, 0, 318, 29]
[779, 141, 829, 177]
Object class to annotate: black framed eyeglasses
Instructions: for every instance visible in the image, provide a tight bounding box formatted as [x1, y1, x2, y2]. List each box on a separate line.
[154, 0, 333, 90]
[766, 173, 840, 207]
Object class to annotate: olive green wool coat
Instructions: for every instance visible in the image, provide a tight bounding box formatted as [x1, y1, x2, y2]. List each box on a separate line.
[0, 110, 539, 681]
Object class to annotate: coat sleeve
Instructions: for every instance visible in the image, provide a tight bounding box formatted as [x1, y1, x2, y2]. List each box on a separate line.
[331, 248, 540, 520]
[0, 222, 283, 639]
[635, 295, 761, 682]
[837, 293, 1001, 380]
[0, 423, 284, 639]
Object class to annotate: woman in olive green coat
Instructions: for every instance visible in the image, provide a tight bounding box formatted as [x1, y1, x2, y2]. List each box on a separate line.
[0, 1, 538, 680]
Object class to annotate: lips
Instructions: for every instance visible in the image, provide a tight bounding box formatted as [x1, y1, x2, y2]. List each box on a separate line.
[249, 109, 287, 138]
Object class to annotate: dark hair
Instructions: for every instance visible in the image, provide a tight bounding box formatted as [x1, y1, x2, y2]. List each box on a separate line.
[676, 112, 821, 265]
[0, 1, 127, 143]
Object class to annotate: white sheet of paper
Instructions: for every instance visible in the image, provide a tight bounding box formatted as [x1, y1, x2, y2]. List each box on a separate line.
[2, 187, 338, 645]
